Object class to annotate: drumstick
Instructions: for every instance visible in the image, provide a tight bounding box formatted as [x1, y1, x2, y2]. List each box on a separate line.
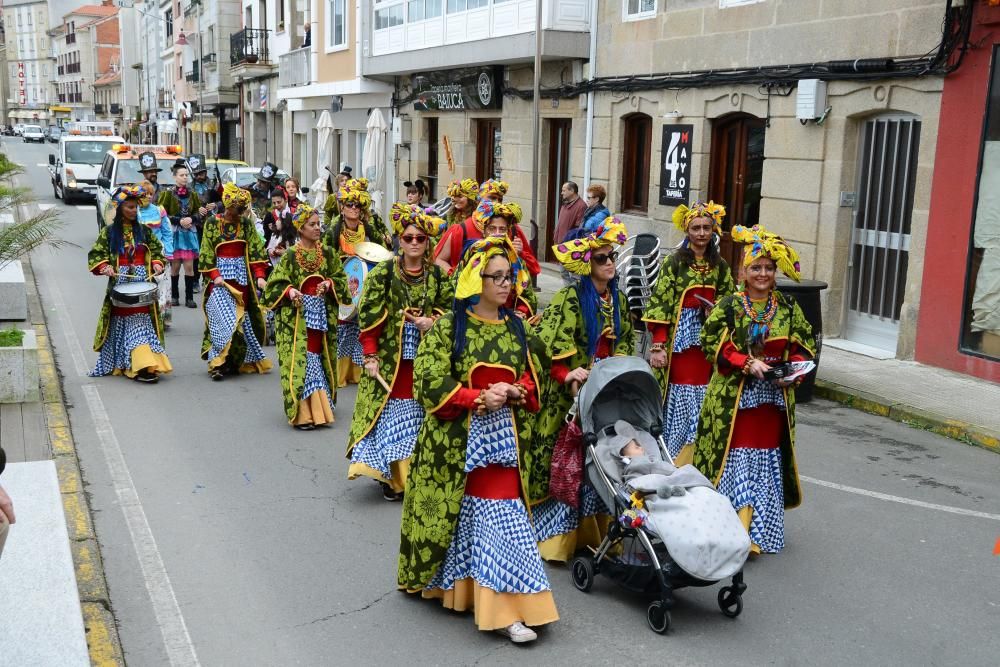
[373, 370, 392, 393]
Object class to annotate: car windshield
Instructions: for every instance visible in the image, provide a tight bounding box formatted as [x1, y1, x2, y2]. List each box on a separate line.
[65, 141, 117, 164]
[114, 159, 177, 186]
[232, 170, 290, 187]
[24, 125, 41, 133]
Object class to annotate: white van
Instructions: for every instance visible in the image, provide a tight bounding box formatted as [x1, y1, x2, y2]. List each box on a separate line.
[22, 125, 45, 143]
[48, 134, 126, 203]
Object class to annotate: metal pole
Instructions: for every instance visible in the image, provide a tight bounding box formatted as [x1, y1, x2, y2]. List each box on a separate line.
[530, 0, 542, 252]
[198, 2, 205, 156]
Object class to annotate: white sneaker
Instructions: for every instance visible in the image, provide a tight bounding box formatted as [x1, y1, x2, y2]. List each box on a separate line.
[496, 621, 537, 643]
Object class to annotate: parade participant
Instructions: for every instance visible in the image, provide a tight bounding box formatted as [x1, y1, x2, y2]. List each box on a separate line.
[265, 187, 295, 266]
[403, 179, 427, 207]
[433, 198, 539, 277]
[644, 202, 735, 465]
[264, 205, 352, 430]
[398, 237, 557, 643]
[695, 224, 814, 555]
[137, 180, 174, 327]
[322, 178, 392, 387]
[198, 183, 273, 380]
[504, 201, 542, 276]
[347, 203, 452, 500]
[190, 154, 221, 218]
[322, 166, 353, 225]
[444, 178, 478, 229]
[528, 218, 634, 562]
[159, 165, 202, 308]
[88, 185, 172, 383]
[248, 162, 279, 221]
[478, 178, 507, 203]
[283, 177, 302, 213]
[136, 151, 165, 199]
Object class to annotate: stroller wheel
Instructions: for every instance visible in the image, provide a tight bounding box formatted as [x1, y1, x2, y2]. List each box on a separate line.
[646, 601, 671, 634]
[570, 556, 595, 593]
[718, 587, 744, 618]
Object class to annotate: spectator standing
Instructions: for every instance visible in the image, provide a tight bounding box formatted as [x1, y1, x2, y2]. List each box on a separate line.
[553, 181, 587, 244]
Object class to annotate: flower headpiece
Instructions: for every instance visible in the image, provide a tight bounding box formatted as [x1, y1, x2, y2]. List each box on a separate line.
[447, 178, 480, 200]
[731, 224, 802, 282]
[472, 199, 514, 229]
[338, 179, 372, 211]
[389, 202, 444, 237]
[112, 185, 144, 208]
[455, 236, 527, 301]
[552, 216, 628, 275]
[672, 201, 726, 235]
[478, 178, 508, 201]
[138, 180, 156, 207]
[291, 204, 318, 230]
[222, 182, 252, 210]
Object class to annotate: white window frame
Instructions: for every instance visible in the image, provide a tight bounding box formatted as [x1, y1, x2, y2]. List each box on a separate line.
[326, 0, 349, 53]
[622, 0, 657, 23]
[719, 0, 765, 7]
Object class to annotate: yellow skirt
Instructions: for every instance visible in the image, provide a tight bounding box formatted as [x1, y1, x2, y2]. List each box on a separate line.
[294, 390, 335, 427]
[337, 357, 362, 387]
[673, 444, 695, 467]
[537, 513, 612, 563]
[347, 458, 411, 493]
[421, 578, 559, 631]
[111, 344, 173, 379]
[738, 506, 763, 555]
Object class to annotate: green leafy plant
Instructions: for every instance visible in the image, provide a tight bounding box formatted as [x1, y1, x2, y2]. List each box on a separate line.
[0, 329, 25, 347]
[0, 152, 71, 270]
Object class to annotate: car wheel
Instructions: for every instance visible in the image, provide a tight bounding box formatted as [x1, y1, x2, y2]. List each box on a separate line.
[53, 180, 61, 200]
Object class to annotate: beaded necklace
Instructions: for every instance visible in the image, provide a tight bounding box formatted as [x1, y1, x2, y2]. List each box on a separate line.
[738, 290, 779, 352]
[220, 215, 241, 241]
[294, 242, 325, 273]
[599, 290, 614, 332]
[689, 258, 712, 279]
[395, 259, 429, 312]
[341, 222, 366, 246]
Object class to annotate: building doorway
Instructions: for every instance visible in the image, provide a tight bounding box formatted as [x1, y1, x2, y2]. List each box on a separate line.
[709, 114, 766, 278]
[545, 118, 571, 259]
[843, 114, 921, 353]
[475, 118, 501, 183]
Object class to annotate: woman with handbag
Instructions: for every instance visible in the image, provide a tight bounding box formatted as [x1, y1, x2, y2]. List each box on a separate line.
[695, 224, 815, 554]
[347, 203, 453, 500]
[398, 237, 557, 643]
[526, 218, 634, 563]
[643, 201, 735, 465]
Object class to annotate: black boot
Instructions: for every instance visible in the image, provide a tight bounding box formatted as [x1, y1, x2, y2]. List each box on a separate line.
[184, 276, 197, 308]
[170, 275, 180, 306]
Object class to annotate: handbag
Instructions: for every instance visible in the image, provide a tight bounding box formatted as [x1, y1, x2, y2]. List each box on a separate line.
[549, 416, 585, 509]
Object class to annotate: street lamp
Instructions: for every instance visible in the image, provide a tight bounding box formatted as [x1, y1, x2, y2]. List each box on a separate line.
[175, 3, 205, 154]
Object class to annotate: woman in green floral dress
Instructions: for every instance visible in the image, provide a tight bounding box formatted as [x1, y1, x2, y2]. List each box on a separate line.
[263, 205, 351, 430]
[695, 224, 815, 554]
[527, 217, 634, 563]
[347, 203, 453, 499]
[398, 237, 557, 644]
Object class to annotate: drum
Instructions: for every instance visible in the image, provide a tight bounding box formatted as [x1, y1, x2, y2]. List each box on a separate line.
[339, 256, 368, 321]
[354, 241, 394, 265]
[111, 281, 158, 308]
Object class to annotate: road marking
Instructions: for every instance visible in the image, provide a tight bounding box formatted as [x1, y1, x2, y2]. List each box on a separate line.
[45, 279, 89, 377]
[38, 203, 55, 211]
[75, 205, 92, 211]
[36, 162, 49, 167]
[801, 475, 1000, 522]
[83, 385, 201, 667]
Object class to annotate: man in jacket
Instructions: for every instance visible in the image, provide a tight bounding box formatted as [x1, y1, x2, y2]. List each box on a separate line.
[553, 181, 587, 244]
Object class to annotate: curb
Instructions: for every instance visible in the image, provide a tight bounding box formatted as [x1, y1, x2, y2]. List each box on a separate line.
[814, 379, 1000, 454]
[24, 247, 125, 663]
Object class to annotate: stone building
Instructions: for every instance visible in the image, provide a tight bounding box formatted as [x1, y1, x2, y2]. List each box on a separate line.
[49, 3, 120, 124]
[3, 0, 54, 125]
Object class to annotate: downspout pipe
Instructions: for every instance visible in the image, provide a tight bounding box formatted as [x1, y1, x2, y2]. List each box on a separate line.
[582, 0, 598, 191]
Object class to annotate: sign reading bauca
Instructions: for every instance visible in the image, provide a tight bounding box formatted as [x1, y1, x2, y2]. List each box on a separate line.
[659, 124, 693, 206]
[412, 67, 503, 112]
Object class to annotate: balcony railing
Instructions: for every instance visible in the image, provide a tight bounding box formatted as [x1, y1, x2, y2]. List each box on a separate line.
[201, 52, 217, 66]
[230, 28, 270, 67]
[185, 63, 200, 83]
[94, 104, 105, 115]
[110, 103, 121, 115]
[278, 46, 311, 88]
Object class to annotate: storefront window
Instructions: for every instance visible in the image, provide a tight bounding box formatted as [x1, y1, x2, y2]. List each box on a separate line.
[962, 45, 1000, 360]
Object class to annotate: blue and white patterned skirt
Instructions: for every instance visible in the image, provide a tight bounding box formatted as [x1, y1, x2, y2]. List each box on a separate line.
[337, 320, 363, 365]
[204, 257, 266, 365]
[302, 294, 328, 331]
[672, 306, 703, 353]
[716, 447, 785, 553]
[739, 377, 787, 410]
[401, 321, 420, 360]
[531, 484, 608, 543]
[302, 350, 335, 410]
[662, 383, 707, 459]
[90, 312, 165, 377]
[351, 398, 424, 480]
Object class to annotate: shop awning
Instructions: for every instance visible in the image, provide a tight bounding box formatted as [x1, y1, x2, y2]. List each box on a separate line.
[157, 119, 178, 134]
[49, 106, 72, 113]
[189, 119, 219, 134]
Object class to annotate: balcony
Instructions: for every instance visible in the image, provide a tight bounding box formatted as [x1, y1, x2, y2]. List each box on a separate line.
[185, 63, 201, 83]
[201, 52, 217, 68]
[366, 0, 590, 76]
[278, 46, 311, 88]
[230, 28, 274, 79]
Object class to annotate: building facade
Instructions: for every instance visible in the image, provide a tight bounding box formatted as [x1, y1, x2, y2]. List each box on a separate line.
[3, 0, 54, 125]
[50, 3, 120, 125]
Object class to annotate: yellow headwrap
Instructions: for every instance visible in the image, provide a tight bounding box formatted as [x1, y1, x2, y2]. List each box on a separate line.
[472, 199, 514, 230]
[291, 204, 317, 230]
[388, 202, 444, 237]
[672, 201, 726, 235]
[478, 179, 509, 201]
[338, 181, 372, 211]
[731, 224, 802, 282]
[222, 182, 251, 210]
[455, 236, 527, 301]
[552, 216, 628, 276]
[506, 202, 523, 224]
[447, 178, 479, 200]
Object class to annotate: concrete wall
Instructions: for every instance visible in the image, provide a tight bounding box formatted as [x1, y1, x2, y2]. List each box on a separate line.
[315, 0, 356, 82]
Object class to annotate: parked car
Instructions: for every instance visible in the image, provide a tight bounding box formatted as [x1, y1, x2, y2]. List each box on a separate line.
[94, 143, 181, 232]
[46, 127, 63, 143]
[22, 125, 45, 143]
[219, 166, 292, 190]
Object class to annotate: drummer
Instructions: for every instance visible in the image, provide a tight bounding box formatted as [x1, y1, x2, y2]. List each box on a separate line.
[433, 197, 540, 280]
[88, 185, 172, 383]
[321, 178, 393, 387]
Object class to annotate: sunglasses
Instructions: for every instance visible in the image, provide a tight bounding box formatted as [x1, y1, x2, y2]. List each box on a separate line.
[485, 273, 514, 286]
[591, 251, 619, 265]
[342, 202, 360, 209]
[400, 234, 427, 244]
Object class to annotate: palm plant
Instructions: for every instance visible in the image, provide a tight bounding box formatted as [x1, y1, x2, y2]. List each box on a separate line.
[0, 152, 70, 270]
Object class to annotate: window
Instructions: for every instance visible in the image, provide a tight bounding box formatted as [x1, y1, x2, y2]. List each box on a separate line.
[623, 0, 656, 21]
[408, 0, 442, 21]
[374, 2, 404, 30]
[621, 113, 652, 213]
[165, 10, 173, 38]
[278, 0, 286, 30]
[962, 45, 1000, 361]
[328, 0, 348, 48]
[447, 0, 487, 12]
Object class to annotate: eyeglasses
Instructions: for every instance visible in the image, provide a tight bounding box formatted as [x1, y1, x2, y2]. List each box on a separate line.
[342, 202, 360, 209]
[591, 251, 619, 265]
[400, 234, 427, 244]
[586, 194, 599, 200]
[485, 273, 514, 286]
[485, 227, 508, 236]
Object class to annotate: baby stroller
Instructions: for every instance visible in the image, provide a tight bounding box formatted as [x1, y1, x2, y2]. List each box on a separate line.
[569, 356, 749, 634]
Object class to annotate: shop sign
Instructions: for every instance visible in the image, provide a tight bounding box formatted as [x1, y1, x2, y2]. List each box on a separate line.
[659, 124, 693, 206]
[17, 62, 26, 106]
[412, 67, 503, 112]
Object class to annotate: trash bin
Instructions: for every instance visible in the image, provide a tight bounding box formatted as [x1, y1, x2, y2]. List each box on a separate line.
[776, 277, 828, 403]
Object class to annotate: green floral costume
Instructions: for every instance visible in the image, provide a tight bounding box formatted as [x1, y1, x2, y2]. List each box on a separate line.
[694, 291, 815, 508]
[397, 311, 543, 590]
[347, 260, 454, 454]
[321, 213, 393, 254]
[263, 244, 352, 423]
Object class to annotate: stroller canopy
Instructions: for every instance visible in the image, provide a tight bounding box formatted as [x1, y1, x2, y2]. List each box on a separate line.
[578, 356, 663, 437]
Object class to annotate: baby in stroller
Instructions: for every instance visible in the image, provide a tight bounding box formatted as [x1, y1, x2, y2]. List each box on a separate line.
[603, 420, 712, 499]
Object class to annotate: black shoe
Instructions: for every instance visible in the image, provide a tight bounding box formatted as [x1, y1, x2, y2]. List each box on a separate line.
[185, 299, 197, 308]
[134, 370, 159, 383]
[209, 368, 224, 381]
[380, 482, 402, 501]
[171, 297, 180, 306]
[294, 423, 315, 431]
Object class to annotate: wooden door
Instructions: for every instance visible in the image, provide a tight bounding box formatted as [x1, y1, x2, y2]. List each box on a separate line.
[709, 115, 766, 278]
[544, 118, 571, 259]
[475, 118, 502, 183]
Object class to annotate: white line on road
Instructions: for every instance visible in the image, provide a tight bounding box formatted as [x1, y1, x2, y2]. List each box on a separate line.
[38, 203, 55, 211]
[83, 385, 201, 667]
[75, 205, 92, 211]
[36, 162, 48, 167]
[45, 278, 89, 377]
[801, 475, 1000, 522]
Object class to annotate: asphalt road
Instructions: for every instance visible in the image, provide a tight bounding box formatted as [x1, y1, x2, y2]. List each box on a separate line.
[6, 138, 1000, 666]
